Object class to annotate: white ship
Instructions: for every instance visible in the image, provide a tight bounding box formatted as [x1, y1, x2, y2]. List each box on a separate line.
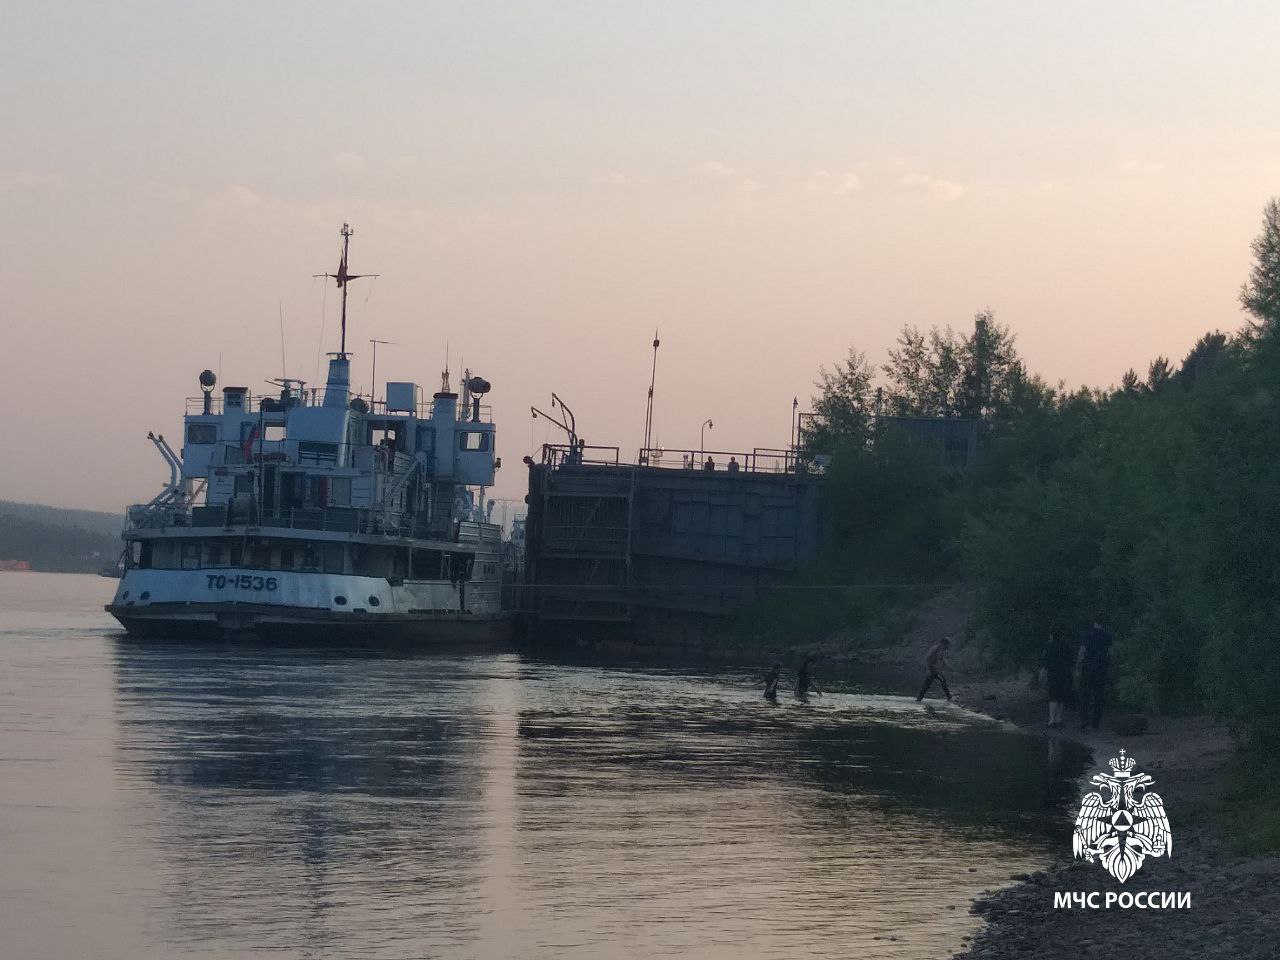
[107, 224, 512, 642]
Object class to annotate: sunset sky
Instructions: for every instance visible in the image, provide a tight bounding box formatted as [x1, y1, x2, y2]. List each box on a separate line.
[4, 1, 1279, 512]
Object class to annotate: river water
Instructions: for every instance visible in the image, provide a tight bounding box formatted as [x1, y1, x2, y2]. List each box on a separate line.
[0, 573, 1083, 960]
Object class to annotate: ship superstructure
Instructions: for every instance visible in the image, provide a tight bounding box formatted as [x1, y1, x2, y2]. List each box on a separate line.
[107, 225, 510, 641]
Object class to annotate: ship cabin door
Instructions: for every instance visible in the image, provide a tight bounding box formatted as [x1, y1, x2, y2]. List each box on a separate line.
[262, 464, 278, 515]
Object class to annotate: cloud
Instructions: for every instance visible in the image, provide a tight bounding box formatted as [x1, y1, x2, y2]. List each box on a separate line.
[0, 168, 64, 193]
[899, 172, 964, 201]
[201, 184, 266, 221]
[333, 152, 366, 175]
[1117, 158, 1163, 176]
[695, 159, 765, 200]
[596, 172, 651, 188]
[696, 160, 736, 178]
[806, 170, 861, 195]
[223, 184, 262, 209]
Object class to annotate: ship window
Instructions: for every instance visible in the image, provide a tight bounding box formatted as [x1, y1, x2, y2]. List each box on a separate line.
[353, 545, 390, 577]
[279, 547, 294, 570]
[329, 477, 352, 506]
[186, 423, 217, 444]
[138, 541, 152, 569]
[230, 545, 243, 567]
[298, 442, 339, 465]
[180, 541, 201, 570]
[264, 425, 286, 442]
[204, 543, 226, 566]
[459, 431, 490, 452]
[234, 473, 254, 495]
[411, 549, 444, 579]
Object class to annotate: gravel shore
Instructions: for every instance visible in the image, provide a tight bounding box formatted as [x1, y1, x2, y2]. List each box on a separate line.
[943, 636, 1279, 958]
[948, 707, 1280, 960]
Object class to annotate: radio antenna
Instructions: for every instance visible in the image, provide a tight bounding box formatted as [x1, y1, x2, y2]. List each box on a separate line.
[278, 301, 288, 380]
[313, 223, 379, 357]
[370, 338, 397, 404]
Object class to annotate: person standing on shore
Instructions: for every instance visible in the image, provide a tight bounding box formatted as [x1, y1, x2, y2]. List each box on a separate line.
[916, 637, 952, 702]
[1040, 630, 1074, 728]
[1076, 618, 1113, 731]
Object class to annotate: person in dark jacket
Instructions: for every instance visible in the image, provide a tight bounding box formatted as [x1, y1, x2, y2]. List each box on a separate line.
[1076, 618, 1113, 731]
[1041, 630, 1075, 728]
[916, 637, 952, 702]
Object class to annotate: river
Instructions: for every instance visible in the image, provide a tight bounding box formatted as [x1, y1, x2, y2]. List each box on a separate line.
[0, 573, 1083, 959]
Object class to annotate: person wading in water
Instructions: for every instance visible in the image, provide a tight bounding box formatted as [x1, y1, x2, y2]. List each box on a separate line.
[763, 663, 781, 703]
[796, 658, 820, 699]
[916, 637, 952, 702]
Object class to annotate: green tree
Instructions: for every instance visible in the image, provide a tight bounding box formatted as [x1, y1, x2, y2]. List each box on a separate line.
[1146, 356, 1173, 394]
[883, 313, 1029, 421]
[1240, 197, 1280, 331]
[808, 347, 876, 449]
[957, 310, 1023, 420]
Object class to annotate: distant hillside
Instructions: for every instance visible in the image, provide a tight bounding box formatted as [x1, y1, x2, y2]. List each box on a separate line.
[0, 500, 124, 573]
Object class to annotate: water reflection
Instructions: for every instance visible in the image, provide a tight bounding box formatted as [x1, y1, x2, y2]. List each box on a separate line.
[106, 640, 1085, 959]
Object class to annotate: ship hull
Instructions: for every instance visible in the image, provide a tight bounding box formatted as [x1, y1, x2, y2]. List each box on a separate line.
[106, 601, 514, 643]
[106, 566, 511, 643]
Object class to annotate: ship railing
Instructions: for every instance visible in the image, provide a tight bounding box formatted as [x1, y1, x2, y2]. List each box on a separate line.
[540, 443, 621, 467]
[125, 503, 453, 540]
[186, 393, 493, 422]
[638, 446, 819, 474]
[535, 443, 819, 474]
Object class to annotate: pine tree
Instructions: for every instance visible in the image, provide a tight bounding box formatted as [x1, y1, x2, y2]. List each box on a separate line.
[1240, 198, 1280, 331]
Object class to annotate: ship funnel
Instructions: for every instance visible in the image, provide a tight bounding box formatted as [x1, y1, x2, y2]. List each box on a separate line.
[323, 355, 351, 408]
[432, 390, 458, 424]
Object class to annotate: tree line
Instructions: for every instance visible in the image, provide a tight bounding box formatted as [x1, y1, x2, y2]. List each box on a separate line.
[803, 199, 1280, 748]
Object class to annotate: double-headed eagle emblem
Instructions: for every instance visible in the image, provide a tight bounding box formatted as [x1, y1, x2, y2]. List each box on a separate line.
[1072, 749, 1172, 883]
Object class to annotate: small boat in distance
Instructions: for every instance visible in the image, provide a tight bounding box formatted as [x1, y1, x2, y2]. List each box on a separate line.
[106, 224, 511, 641]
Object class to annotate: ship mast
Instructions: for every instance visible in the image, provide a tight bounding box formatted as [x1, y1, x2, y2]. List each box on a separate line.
[315, 223, 378, 357]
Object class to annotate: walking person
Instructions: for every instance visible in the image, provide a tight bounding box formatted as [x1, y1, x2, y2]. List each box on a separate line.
[763, 662, 781, 703]
[916, 637, 952, 702]
[1076, 617, 1113, 731]
[1040, 629, 1074, 728]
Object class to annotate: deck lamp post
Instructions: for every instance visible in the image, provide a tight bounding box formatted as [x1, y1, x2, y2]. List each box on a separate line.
[699, 419, 713, 464]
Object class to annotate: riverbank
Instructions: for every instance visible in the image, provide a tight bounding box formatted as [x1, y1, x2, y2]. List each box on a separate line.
[950, 712, 1280, 960]
[838, 588, 1279, 959]
[542, 587, 1279, 957]
[755, 586, 1278, 958]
